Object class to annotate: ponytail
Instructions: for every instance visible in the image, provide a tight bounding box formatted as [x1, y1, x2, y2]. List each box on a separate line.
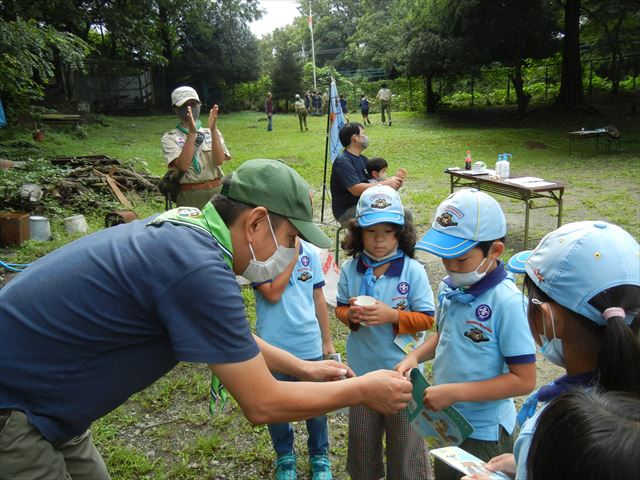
[597, 315, 640, 394]
[590, 285, 640, 395]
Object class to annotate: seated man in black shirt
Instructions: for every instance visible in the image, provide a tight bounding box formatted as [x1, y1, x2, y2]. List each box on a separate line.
[330, 123, 406, 226]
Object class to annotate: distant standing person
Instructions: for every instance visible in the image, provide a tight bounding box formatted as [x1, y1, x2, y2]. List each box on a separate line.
[161, 86, 229, 209]
[322, 89, 329, 115]
[294, 94, 309, 132]
[305, 91, 312, 113]
[359, 95, 371, 125]
[376, 83, 392, 126]
[312, 91, 321, 116]
[265, 92, 274, 131]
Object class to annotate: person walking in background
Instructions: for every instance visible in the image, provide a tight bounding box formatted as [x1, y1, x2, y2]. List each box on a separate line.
[376, 83, 392, 126]
[294, 94, 309, 132]
[359, 95, 371, 125]
[335, 185, 435, 480]
[161, 86, 229, 209]
[254, 237, 336, 480]
[266, 92, 274, 131]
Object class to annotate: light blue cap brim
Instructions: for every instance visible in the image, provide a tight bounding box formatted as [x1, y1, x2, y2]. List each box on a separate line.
[416, 229, 479, 258]
[357, 212, 404, 227]
[506, 250, 532, 274]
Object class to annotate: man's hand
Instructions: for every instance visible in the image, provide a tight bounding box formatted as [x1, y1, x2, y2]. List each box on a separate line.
[424, 383, 459, 411]
[186, 105, 197, 133]
[298, 359, 355, 382]
[208, 104, 219, 131]
[396, 168, 407, 181]
[360, 370, 413, 414]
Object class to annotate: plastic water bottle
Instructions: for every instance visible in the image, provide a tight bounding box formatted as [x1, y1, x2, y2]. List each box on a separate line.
[501, 153, 511, 179]
[465, 151, 472, 170]
[495, 154, 505, 179]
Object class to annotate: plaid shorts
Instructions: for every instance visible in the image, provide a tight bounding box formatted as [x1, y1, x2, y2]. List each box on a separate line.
[346, 404, 433, 480]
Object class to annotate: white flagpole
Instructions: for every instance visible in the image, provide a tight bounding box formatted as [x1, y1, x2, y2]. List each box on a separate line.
[309, 7, 317, 90]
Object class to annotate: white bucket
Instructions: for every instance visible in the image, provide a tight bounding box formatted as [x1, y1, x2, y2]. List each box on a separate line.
[30, 216, 51, 241]
[64, 214, 89, 234]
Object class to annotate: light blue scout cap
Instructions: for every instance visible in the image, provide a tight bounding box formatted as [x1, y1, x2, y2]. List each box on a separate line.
[355, 185, 404, 227]
[506, 250, 532, 274]
[417, 188, 506, 258]
[515, 221, 640, 326]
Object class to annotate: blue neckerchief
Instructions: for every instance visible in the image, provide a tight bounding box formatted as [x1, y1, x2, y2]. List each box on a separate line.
[175, 120, 204, 174]
[516, 371, 597, 426]
[442, 260, 508, 304]
[358, 250, 404, 296]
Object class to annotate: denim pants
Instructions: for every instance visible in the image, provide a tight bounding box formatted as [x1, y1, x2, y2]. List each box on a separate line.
[267, 115, 273, 131]
[268, 356, 329, 456]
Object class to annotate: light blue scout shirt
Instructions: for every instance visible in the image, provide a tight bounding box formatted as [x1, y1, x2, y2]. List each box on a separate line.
[253, 240, 325, 360]
[512, 372, 597, 479]
[433, 262, 536, 442]
[337, 254, 435, 376]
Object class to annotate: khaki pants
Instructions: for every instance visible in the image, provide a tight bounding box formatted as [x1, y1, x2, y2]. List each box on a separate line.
[0, 410, 110, 480]
[176, 186, 221, 210]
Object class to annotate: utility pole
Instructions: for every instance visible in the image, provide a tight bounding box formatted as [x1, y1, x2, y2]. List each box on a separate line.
[308, 6, 317, 90]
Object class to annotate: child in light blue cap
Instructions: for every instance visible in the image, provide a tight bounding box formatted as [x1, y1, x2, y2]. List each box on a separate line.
[396, 188, 537, 480]
[470, 220, 640, 480]
[335, 184, 436, 480]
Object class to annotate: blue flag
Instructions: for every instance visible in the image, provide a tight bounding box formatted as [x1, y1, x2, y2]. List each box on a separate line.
[329, 79, 347, 163]
[0, 99, 6, 128]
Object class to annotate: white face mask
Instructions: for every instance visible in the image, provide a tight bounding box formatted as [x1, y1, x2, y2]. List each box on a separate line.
[242, 216, 297, 283]
[532, 298, 565, 367]
[363, 248, 397, 263]
[446, 257, 489, 288]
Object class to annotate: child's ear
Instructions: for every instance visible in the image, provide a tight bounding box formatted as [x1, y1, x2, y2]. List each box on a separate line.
[489, 241, 505, 258]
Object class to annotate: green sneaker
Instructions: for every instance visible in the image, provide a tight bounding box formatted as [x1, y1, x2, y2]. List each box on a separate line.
[275, 452, 297, 480]
[310, 454, 333, 480]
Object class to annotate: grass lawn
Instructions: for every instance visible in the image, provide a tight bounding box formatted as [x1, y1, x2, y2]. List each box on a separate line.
[1, 100, 639, 479]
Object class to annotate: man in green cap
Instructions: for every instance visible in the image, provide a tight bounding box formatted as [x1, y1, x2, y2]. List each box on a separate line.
[0, 159, 413, 480]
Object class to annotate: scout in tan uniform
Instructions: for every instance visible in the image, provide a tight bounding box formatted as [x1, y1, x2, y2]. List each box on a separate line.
[161, 86, 231, 209]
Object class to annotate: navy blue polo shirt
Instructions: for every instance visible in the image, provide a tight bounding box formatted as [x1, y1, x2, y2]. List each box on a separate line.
[0, 216, 259, 443]
[330, 150, 370, 219]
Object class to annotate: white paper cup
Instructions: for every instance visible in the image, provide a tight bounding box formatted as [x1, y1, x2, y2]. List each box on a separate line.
[354, 295, 376, 307]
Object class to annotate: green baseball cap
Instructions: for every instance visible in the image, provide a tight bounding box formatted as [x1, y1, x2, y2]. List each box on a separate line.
[221, 159, 331, 248]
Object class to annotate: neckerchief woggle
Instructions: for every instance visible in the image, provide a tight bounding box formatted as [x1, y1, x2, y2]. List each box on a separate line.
[359, 250, 405, 296]
[148, 203, 232, 413]
[357, 250, 423, 354]
[176, 120, 204, 175]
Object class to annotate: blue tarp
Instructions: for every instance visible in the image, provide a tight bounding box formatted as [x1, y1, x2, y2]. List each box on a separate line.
[0, 99, 6, 127]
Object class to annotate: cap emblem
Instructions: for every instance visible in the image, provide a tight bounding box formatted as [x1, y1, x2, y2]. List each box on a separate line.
[534, 268, 545, 282]
[370, 196, 392, 209]
[436, 212, 458, 228]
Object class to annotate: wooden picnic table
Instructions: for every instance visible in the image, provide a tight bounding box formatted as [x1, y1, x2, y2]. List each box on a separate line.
[446, 169, 565, 249]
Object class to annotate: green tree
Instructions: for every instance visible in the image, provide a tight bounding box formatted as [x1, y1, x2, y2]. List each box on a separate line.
[553, 0, 586, 109]
[0, 17, 89, 120]
[271, 45, 303, 111]
[582, 0, 640, 95]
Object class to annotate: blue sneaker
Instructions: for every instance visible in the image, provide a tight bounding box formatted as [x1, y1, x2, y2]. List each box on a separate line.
[275, 452, 297, 480]
[310, 455, 333, 480]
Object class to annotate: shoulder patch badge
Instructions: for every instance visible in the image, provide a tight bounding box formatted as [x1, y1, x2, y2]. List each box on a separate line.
[475, 304, 492, 321]
[297, 271, 312, 282]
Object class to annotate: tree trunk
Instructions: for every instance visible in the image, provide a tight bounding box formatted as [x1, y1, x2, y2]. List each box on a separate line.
[511, 63, 531, 117]
[425, 75, 438, 114]
[552, 0, 585, 109]
[157, 2, 174, 109]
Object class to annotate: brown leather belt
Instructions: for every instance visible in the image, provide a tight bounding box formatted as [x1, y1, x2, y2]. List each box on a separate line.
[180, 178, 223, 191]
